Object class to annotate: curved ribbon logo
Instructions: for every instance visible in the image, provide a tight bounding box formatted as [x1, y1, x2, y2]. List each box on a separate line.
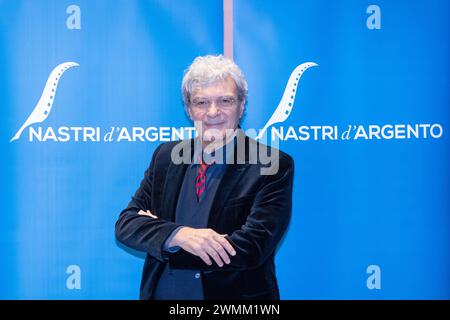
[256, 62, 318, 140]
[10, 62, 79, 142]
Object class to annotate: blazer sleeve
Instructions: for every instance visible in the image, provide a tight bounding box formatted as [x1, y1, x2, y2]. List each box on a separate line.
[115, 143, 182, 262]
[168, 153, 294, 271]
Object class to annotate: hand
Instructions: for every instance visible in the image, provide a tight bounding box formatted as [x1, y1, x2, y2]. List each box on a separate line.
[169, 227, 236, 267]
[138, 209, 158, 219]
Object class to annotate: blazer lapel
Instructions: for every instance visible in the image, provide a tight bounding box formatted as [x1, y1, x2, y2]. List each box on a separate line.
[160, 139, 192, 222]
[207, 130, 252, 228]
[207, 163, 249, 228]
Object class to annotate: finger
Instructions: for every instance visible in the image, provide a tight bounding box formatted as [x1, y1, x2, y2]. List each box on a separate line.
[210, 239, 231, 264]
[204, 245, 224, 267]
[214, 234, 236, 256]
[138, 210, 157, 218]
[197, 251, 212, 266]
[146, 210, 158, 218]
[186, 243, 212, 266]
[139, 212, 153, 217]
[138, 210, 148, 216]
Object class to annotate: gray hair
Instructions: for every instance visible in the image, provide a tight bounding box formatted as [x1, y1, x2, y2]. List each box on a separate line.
[181, 55, 248, 108]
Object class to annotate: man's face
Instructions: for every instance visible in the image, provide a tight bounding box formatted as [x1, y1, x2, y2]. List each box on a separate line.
[187, 77, 244, 145]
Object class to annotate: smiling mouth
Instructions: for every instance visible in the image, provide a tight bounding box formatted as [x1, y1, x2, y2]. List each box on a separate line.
[204, 122, 225, 127]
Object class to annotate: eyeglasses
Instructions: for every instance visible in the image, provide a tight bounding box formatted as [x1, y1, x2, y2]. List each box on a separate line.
[190, 96, 238, 111]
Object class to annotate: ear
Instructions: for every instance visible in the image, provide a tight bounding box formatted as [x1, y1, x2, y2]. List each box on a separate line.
[238, 100, 245, 119]
[186, 106, 194, 120]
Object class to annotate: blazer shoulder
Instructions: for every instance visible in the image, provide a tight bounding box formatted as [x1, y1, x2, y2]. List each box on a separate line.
[279, 149, 294, 168]
[247, 136, 294, 168]
[151, 139, 192, 164]
[155, 140, 184, 155]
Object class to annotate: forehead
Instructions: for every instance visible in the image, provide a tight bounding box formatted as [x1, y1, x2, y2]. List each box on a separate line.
[191, 77, 237, 98]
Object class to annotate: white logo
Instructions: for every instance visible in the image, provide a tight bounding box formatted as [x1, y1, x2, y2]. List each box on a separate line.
[10, 61, 441, 143]
[66, 264, 81, 290]
[256, 62, 317, 140]
[10, 62, 79, 142]
[366, 264, 382, 290]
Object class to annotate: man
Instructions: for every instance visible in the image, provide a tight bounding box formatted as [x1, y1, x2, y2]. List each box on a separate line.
[115, 55, 294, 300]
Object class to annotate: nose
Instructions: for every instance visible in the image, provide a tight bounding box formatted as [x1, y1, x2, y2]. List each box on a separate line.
[206, 101, 220, 117]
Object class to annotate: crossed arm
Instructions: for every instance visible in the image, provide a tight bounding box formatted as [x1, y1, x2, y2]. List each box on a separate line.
[115, 144, 294, 271]
[138, 210, 236, 267]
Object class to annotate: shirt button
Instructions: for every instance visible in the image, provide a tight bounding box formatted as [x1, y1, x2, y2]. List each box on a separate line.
[194, 272, 201, 279]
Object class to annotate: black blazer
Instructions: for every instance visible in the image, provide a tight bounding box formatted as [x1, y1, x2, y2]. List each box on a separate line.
[115, 131, 294, 299]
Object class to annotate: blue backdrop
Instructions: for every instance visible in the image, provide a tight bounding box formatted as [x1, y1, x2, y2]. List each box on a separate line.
[1, 0, 449, 299]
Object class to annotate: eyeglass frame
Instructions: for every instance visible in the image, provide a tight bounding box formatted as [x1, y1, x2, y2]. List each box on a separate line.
[189, 95, 240, 111]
